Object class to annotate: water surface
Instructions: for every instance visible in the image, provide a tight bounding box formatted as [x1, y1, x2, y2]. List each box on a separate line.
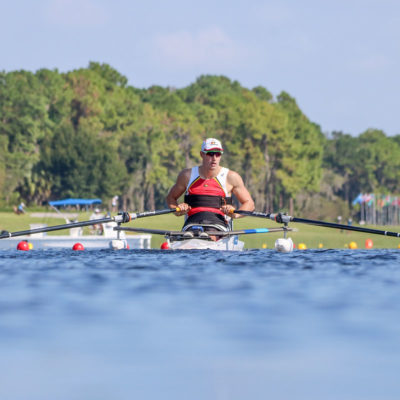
[0, 249, 400, 400]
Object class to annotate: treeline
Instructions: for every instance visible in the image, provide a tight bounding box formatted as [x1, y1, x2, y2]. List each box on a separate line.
[1, 63, 400, 219]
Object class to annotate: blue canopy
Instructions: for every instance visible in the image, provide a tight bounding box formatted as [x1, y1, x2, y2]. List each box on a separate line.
[49, 198, 102, 207]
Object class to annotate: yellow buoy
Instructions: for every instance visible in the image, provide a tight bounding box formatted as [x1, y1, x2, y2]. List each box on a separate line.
[397, 244, 400, 249]
[349, 241, 358, 249]
[28, 242, 34, 250]
[298, 243, 307, 250]
[318, 243, 323, 249]
[262, 243, 267, 249]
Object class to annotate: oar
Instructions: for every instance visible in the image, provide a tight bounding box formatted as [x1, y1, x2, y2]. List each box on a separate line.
[130, 208, 178, 219]
[0, 208, 178, 240]
[115, 226, 294, 237]
[234, 210, 400, 238]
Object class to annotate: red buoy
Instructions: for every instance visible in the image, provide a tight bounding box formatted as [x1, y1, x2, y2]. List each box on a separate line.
[17, 241, 30, 251]
[72, 243, 85, 251]
[160, 242, 170, 250]
[365, 239, 373, 249]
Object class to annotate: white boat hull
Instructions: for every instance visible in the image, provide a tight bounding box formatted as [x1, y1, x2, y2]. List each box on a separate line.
[169, 235, 244, 251]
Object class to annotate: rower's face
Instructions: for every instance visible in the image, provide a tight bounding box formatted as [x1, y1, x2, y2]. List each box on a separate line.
[201, 151, 222, 169]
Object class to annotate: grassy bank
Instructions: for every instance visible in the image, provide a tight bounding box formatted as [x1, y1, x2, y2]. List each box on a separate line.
[1, 211, 400, 250]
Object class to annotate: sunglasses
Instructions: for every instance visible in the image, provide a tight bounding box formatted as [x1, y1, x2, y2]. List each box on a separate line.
[205, 152, 222, 157]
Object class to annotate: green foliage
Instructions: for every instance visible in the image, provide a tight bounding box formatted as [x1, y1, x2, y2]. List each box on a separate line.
[0, 64, 396, 220]
[0, 70, 53, 201]
[88, 62, 128, 88]
[324, 130, 400, 206]
[275, 92, 325, 198]
[252, 86, 273, 102]
[39, 120, 126, 199]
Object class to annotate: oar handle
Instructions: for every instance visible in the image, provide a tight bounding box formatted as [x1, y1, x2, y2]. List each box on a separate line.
[130, 208, 179, 219]
[232, 210, 270, 217]
[234, 210, 292, 223]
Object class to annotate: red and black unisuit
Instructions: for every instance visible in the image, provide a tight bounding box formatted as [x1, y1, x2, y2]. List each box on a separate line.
[183, 166, 232, 228]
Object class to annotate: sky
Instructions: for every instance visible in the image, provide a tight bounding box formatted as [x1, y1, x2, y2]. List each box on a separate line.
[1, 0, 399, 136]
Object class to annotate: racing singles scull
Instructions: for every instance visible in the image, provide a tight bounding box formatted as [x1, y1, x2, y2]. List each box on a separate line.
[114, 226, 295, 251]
[3, 207, 396, 252]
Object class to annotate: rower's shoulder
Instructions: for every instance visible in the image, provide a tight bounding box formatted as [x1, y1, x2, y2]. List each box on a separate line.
[227, 169, 243, 182]
[178, 168, 192, 177]
[176, 168, 192, 184]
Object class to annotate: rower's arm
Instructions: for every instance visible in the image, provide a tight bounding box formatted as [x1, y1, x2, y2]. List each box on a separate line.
[166, 169, 191, 215]
[228, 171, 255, 219]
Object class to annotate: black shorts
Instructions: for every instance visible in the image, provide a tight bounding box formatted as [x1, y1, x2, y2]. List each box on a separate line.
[183, 211, 229, 229]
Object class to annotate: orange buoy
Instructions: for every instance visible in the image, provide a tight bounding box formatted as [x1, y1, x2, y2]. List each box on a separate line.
[160, 242, 170, 250]
[72, 243, 85, 251]
[365, 239, 373, 249]
[17, 241, 30, 251]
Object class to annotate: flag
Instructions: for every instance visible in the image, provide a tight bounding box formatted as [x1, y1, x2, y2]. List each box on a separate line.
[352, 193, 363, 206]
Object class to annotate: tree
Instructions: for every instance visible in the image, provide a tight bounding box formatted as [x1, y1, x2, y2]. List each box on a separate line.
[0, 70, 53, 203]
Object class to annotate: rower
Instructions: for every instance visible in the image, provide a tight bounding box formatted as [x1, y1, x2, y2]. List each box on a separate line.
[166, 138, 255, 238]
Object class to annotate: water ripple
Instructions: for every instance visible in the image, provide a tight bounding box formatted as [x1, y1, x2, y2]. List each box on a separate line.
[1, 248, 400, 399]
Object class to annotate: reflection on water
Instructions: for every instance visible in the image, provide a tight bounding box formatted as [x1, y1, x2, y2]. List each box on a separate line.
[0, 249, 400, 399]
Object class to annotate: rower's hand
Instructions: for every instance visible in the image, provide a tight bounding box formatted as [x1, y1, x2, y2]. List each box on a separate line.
[175, 203, 190, 216]
[221, 205, 235, 216]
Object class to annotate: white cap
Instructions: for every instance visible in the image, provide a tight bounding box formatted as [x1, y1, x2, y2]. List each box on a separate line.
[201, 138, 223, 153]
